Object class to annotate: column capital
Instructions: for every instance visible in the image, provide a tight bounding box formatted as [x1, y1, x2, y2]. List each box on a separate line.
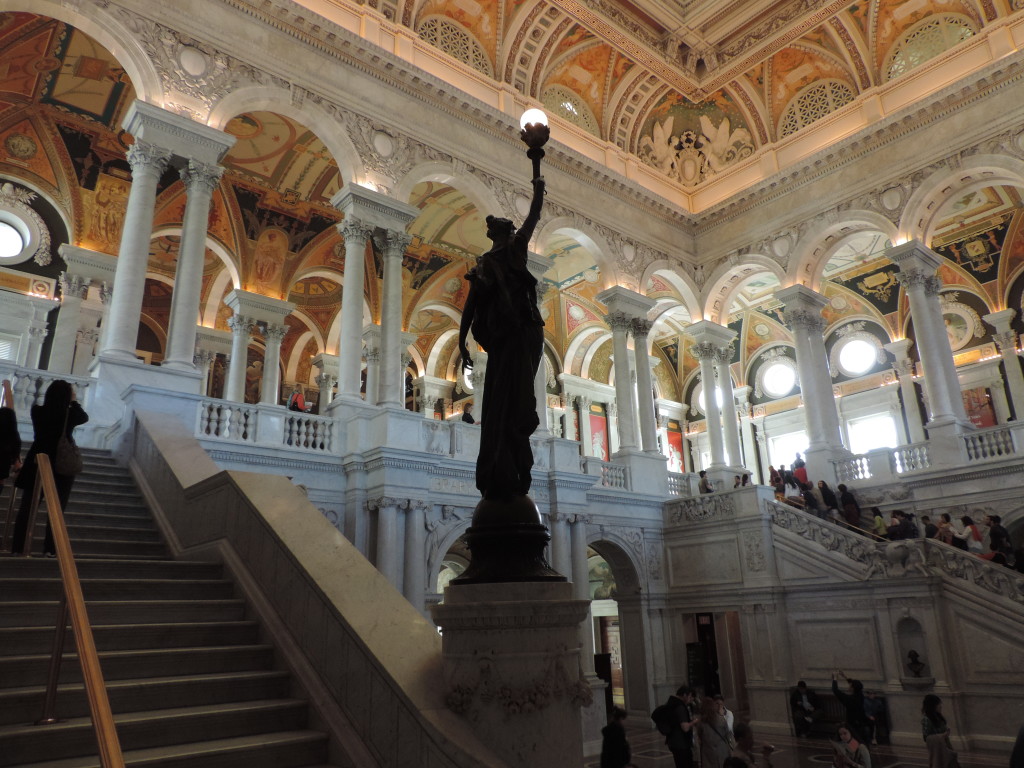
[381, 229, 413, 258]
[885, 239, 944, 275]
[193, 349, 216, 366]
[224, 289, 294, 327]
[180, 160, 224, 194]
[58, 272, 89, 300]
[883, 338, 914, 360]
[98, 282, 113, 305]
[122, 100, 236, 164]
[923, 274, 943, 297]
[630, 317, 653, 337]
[338, 216, 374, 243]
[526, 252, 551, 283]
[227, 314, 257, 334]
[606, 310, 633, 333]
[782, 307, 826, 335]
[595, 285, 655, 319]
[686, 318, 737, 347]
[263, 323, 289, 343]
[691, 341, 719, 362]
[712, 344, 735, 365]
[330, 182, 418, 230]
[126, 140, 172, 176]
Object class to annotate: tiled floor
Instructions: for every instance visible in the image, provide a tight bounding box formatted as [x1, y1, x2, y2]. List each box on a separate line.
[585, 725, 1009, 768]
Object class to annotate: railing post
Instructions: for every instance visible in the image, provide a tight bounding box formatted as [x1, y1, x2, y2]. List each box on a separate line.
[865, 448, 896, 482]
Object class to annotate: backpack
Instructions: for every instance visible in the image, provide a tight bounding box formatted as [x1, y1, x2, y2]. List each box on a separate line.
[651, 703, 675, 736]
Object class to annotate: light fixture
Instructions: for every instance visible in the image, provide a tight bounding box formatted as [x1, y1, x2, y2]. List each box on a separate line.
[519, 108, 550, 181]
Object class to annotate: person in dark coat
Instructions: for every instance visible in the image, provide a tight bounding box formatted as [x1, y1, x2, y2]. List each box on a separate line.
[600, 706, 632, 768]
[790, 680, 820, 737]
[662, 686, 699, 768]
[11, 380, 88, 556]
[832, 671, 871, 745]
[837, 484, 861, 529]
[0, 405, 21, 491]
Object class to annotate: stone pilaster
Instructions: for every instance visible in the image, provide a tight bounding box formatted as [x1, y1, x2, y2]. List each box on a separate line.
[984, 309, 1024, 421]
[379, 230, 413, 407]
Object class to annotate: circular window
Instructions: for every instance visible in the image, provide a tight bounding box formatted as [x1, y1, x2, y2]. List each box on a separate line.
[761, 361, 797, 398]
[0, 221, 23, 259]
[695, 383, 724, 415]
[837, 338, 878, 377]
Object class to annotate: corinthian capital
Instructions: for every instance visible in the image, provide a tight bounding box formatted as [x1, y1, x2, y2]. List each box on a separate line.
[691, 341, 719, 362]
[383, 229, 413, 259]
[58, 272, 89, 300]
[263, 323, 289, 344]
[227, 314, 256, 334]
[126, 140, 172, 176]
[607, 311, 632, 333]
[339, 216, 373, 243]
[180, 160, 224, 195]
[923, 275, 943, 298]
[896, 268, 930, 290]
[713, 344, 734, 365]
[630, 318, 653, 338]
[783, 308, 825, 335]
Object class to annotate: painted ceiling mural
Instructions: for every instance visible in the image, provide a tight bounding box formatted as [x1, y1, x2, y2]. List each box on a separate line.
[5, 11, 1024, 411]
[401, 0, 1014, 186]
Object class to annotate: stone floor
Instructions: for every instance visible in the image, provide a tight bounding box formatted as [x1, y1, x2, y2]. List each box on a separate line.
[585, 726, 1010, 768]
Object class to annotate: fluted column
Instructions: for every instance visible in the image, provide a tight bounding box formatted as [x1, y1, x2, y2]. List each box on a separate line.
[225, 314, 256, 402]
[337, 218, 372, 400]
[692, 342, 727, 469]
[194, 349, 216, 396]
[885, 339, 927, 444]
[100, 141, 171, 360]
[631, 319, 659, 453]
[404, 501, 428, 613]
[984, 309, 1024, 421]
[379, 230, 412, 406]
[164, 161, 223, 370]
[260, 323, 288, 405]
[607, 312, 637, 452]
[715, 345, 743, 467]
[577, 396, 595, 456]
[888, 242, 970, 431]
[370, 496, 406, 588]
[736, 387, 758, 480]
[50, 273, 89, 373]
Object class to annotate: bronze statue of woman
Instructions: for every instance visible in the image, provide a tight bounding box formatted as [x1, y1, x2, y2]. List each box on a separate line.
[459, 176, 545, 500]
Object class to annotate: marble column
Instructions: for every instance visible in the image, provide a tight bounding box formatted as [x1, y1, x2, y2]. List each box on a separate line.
[362, 325, 381, 404]
[631, 319, 659, 453]
[378, 230, 412, 407]
[607, 312, 638, 452]
[100, 141, 171, 360]
[527, 253, 552, 436]
[570, 514, 597, 678]
[984, 309, 1024, 421]
[607, 401, 621, 455]
[163, 161, 223, 371]
[50, 273, 89, 373]
[736, 387, 758, 480]
[404, 501, 427, 614]
[691, 341, 727, 469]
[260, 323, 288, 405]
[25, 326, 48, 369]
[989, 372, 1011, 424]
[775, 285, 849, 480]
[888, 241, 970, 431]
[715, 345, 743, 467]
[225, 314, 256, 403]
[470, 351, 488, 418]
[549, 512, 572, 578]
[885, 339, 927, 444]
[194, 349, 216, 396]
[577, 396, 594, 456]
[371, 496, 405, 589]
[336, 218, 372, 400]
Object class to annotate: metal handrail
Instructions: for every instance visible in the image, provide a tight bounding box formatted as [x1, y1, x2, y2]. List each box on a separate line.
[27, 454, 125, 767]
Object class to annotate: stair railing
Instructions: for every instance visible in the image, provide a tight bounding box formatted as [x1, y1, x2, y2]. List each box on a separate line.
[2, 378, 19, 550]
[27, 454, 125, 767]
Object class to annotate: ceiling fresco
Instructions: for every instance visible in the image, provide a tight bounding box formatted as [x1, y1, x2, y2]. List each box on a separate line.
[388, 0, 1018, 186]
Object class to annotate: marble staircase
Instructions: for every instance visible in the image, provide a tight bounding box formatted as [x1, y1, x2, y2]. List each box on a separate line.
[0, 449, 336, 768]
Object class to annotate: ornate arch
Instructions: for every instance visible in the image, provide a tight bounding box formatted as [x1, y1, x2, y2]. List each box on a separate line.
[788, 211, 899, 291]
[394, 160, 504, 220]
[207, 87, 364, 188]
[702, 256, 786, 324]
[641, 262, 702, 321]
[535, 216, 621, 289]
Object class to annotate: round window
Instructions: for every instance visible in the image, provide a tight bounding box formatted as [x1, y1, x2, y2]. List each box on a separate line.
[837, 338, 878, 377]
[0, 221, 23, 259]
[761, 361, 797, 398]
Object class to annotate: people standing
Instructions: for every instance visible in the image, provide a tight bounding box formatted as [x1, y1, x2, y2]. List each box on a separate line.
[461, 402, 476, 424]
[837, 484, 861, 529]
[921, 516, 938, 539]
[833, 723, 872, 768]
[699, 694, 734, 768]
[600, 706, 632, 768]
[0, 404, 21, 497]
[937, 513, 956, 546]
[953, 515, 984, 553]
[921, 694, 957, 768]
[657, 686, 699, 768]
[11, 380, 88, 556]
[832, 671, 871, 745]
[699, 471, 714, 494]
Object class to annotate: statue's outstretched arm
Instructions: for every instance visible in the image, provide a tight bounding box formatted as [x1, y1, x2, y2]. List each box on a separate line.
[516, 177, 545, 247]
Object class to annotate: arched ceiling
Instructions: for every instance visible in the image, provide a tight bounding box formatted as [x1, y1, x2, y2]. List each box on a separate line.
[355, 0, 1012, 187]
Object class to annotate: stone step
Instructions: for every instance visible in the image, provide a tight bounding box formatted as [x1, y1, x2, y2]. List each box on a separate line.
[51, 511, 160, 530]
[0, 578, 234, 602]
[0, 599, 247, 628]
[0, 620, 259, 656]
[0, 670, 291, 726]
[8, 729, 328, 768]
[27, 523, 163, 543]
[0, 644, 274, 689]
[0, 699, 309, 767]
[0, 559, 217, 581]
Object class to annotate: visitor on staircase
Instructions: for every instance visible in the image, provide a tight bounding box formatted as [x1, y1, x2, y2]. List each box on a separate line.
[0, 404, 20, 505]
[11, 380, 88, 557]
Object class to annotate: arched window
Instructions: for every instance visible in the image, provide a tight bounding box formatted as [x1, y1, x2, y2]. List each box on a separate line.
[883, 14, 976, 82]
[417, 17, 493, 78]
[541, 85, 600, 138]
[779, 79, 856, 138]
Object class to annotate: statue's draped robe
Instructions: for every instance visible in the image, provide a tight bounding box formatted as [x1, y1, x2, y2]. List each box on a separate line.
[465, 208, 543, 499]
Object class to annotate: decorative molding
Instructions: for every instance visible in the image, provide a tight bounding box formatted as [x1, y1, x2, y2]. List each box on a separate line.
[0, 182, 53, 266]
[666, 494, 736, 523]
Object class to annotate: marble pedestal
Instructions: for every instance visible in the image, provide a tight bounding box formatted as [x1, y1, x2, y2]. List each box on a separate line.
[430, 581, 591, 768]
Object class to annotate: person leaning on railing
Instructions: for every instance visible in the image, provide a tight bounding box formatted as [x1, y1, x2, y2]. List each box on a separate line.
[11, 380, 88, 557]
